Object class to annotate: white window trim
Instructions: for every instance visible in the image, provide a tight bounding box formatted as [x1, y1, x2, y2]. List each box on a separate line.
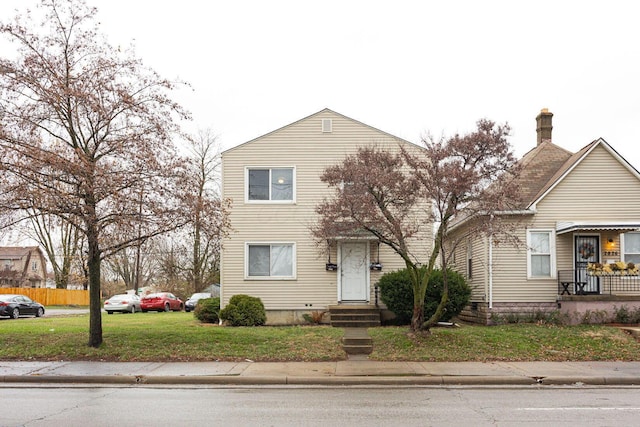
[526, 229, 556, 279]
[322, 118, 332, 133]
[245, 166, 296, 204]
[244, 242, 297, 280]
[621, 232, 640, 263]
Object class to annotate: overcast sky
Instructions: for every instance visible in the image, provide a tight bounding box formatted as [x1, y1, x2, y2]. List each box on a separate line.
[2, 0, 640, 165]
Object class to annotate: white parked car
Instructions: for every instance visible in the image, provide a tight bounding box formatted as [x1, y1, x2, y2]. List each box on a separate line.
[104, 294, 141, 314]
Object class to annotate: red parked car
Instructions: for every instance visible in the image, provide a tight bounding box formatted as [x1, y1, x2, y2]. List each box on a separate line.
[140, 292, 184, 312]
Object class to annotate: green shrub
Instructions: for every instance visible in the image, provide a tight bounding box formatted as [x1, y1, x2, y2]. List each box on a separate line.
[194, 297, 220, 323]
[614, 305, 640, 324]
[490, 310, 566, 325]
[378, 267, 471, 324]
[220, 294, 266, 326]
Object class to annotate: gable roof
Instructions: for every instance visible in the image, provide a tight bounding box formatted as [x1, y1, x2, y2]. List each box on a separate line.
[0, 246, 42, 261]
[526, 138, 640, 209]
[514, 141, 573, 208]
[222, 108, 418, 155]
[451, 136, 640, 232]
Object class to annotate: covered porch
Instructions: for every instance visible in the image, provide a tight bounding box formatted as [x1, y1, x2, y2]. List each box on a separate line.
[555, 221, 640, 297]
[557, 269, 640, 296]
[554, 222, 640, 323]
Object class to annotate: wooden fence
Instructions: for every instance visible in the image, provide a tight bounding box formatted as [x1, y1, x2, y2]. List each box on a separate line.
[0, 287, 89, 306]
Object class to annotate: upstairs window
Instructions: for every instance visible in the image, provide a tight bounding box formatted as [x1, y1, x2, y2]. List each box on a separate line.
[246, 167, 294, 202]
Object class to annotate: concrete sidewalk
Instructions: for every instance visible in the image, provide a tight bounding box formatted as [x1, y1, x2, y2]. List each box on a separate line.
[1, 360, 640, 386]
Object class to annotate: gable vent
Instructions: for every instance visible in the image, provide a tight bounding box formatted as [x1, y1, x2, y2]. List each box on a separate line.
[322, 118, 332, 133]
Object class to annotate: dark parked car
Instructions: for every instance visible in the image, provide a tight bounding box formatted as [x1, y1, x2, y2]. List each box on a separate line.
[0, 294, 45, 319]
[140, 292, 184, 312]
[184, 292, 212, 312]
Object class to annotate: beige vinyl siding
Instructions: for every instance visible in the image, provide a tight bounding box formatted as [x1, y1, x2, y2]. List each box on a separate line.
[534, 145, 640, 222]
[447, 232, 467, 279]
[489, 144, 640, 303]
[490, 225, 544, 302]
[473, 234, 490, 302]
[448, 228, 489, 302]
[221, 110, 430, 310]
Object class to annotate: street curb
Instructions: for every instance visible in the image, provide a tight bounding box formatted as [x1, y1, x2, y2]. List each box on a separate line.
[2, 375, 638, 386]
[540, 376, 640, 386]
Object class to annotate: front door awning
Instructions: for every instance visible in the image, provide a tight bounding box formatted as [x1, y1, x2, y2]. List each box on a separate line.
[556, 221, 640, 235]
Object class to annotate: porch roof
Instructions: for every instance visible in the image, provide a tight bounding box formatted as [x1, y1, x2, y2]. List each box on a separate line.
[556, 221, 640, 235]
[333, 234, 379, 241]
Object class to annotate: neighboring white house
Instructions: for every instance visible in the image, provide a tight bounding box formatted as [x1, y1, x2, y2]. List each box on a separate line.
[220, 109, 432, 324]
[450, 109, 640, 324]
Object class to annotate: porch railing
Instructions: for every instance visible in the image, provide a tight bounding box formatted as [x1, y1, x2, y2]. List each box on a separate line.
[595, 273, 640, 295]
[558, 269, 640, 295]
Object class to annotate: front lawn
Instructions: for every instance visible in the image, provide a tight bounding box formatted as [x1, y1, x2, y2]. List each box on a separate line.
[0, 312, 638, 362]
[369, 324, 640, 361]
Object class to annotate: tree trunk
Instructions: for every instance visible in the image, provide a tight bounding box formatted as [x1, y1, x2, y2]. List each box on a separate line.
[422, 286, 448, 330]
[410, 264, 430, 332]
[422, 248, 450, 330]
[193, 216, 202, 292]
[87, 220, 102, 348]
[411, 304, 425, 331]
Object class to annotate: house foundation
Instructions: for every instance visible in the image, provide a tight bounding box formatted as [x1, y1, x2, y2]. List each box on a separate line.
[264, 309, 330, 326]
[557, 295, 640, 325]
[460, 297, 640, 325]
[459, 302, 558, 325]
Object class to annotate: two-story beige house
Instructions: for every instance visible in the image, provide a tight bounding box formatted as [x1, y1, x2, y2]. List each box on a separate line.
[450, 109, 640, 324]
[220, 109, 431, 324]
[0, 246, 47, 288]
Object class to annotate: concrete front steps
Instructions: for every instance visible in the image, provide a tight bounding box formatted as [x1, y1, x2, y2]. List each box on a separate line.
[328, 305, 381, 328]
[329, 305, 380, 355]
[342, 328, 373, 355]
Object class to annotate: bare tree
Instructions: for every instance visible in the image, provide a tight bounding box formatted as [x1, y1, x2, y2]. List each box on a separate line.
[182, 129, 228, 293]
[154, 236, 189, 296]
[314, 120, 520, 332]
[0, 0, 193, 347]
[24, 210, 84, 289]
[104, 244, 155, 291]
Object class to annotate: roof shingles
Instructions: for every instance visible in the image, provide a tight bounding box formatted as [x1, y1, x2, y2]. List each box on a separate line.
[515, 141, 574, 208]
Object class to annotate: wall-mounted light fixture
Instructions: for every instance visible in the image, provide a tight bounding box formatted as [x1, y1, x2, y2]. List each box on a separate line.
[326, 240, 337, 271]
[369, 262, 383, 271]
[370, 241, 383, 271]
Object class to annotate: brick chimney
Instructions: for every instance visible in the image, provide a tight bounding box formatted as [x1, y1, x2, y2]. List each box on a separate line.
[536, 108, 553, 145]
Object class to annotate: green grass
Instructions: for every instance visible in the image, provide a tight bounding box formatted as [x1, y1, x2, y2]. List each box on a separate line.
[369, 324, 640, 361]
[0, 312, 638, 362]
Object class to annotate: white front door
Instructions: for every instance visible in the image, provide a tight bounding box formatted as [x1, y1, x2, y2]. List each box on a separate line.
[339, 242, 369, 301]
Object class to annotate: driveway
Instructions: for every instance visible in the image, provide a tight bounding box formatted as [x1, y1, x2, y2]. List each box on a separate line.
[45, 308, 89, 317]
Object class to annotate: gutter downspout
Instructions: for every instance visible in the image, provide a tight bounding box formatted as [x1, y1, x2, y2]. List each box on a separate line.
[488, 213, 494, 309]
[488, 233, 493, 309]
